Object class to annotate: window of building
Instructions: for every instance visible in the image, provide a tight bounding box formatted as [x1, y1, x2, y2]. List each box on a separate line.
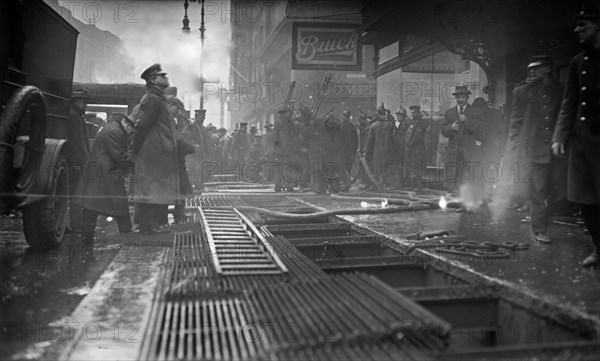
[376, 46, 488, 168]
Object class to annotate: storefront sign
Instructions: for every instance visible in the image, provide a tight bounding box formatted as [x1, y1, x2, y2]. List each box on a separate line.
[292, 23, 362, 71]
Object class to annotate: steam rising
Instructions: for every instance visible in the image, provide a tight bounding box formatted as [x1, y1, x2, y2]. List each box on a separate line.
[58, 0, 231, 120]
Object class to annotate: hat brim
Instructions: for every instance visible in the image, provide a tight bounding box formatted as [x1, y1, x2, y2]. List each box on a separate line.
[527, 62, 549, 68]
[452, 91, 472, 96]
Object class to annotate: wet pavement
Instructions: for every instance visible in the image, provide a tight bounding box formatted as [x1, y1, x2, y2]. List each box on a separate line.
[2, 188, 600, 360]
[302, 193, 600, 320]
[0, 213, 169, 360]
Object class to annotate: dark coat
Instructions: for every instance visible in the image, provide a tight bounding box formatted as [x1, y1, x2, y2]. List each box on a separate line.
[340, 117, 358, 171]
[553, 47, 600, 204]
[503, 79, 563, 198]
[274, 117, 300, 158]
[394, 122, 410, 164]
[481, 107, 506, 165]
[404, 117, 427, 164]
[230, 130, 251, 162]
[65, 104, 90, 166]
[72, 120, 133, 217]
[441, 104, 486, 184]
[364, 117, 395, 176]
[176, 138, 195, 195]
[304, 117, 341, 166]
[441, 104, 485, 163]
[131, 86, 179, 204]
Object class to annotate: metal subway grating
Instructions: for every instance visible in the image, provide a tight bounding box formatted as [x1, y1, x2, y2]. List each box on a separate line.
[268, 337, 436, 361]
[185, 194, 244, 208]
[149, 298, 267, 361]
[244, 273, 452, 352]
[198, 208, 288, 276]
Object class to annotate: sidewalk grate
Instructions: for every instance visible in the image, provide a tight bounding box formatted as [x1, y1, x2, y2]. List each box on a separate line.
[199, 208, 288, 276]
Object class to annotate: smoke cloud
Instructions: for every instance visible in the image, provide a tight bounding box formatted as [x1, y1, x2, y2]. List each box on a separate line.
[57, 0, 231, 124]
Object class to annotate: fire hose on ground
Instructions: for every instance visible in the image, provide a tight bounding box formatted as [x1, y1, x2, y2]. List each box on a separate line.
[206, 203, 438, 220]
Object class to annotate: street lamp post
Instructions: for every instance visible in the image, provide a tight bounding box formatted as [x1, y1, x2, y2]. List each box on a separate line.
[182, 0, 206, 114]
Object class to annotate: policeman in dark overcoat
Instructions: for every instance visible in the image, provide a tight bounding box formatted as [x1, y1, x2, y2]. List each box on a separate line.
[505, 56, 563, 243]
[73, 113, 134, 245]
[552, 4, 600, 266]
[131, 63, 179, 234]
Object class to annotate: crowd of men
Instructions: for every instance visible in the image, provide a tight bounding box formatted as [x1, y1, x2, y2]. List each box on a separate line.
[67, 4, 599, 267]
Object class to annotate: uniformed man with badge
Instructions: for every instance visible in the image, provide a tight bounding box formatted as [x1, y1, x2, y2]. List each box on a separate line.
[552, 3, 600, 266]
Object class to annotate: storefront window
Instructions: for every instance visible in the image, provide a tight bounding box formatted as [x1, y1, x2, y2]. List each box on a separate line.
[376, 45, 488, 168]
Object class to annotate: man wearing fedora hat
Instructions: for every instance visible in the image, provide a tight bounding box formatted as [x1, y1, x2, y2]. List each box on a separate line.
[131, 63, 179, 234]
[441, 85, 487, 212]
[505, 55, 563, 244]
[66, 88, 94, 232]
[553, 2, 600, 266]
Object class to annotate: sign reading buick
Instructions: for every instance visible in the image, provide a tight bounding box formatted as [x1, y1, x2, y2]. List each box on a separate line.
[292, 23, 362, 71]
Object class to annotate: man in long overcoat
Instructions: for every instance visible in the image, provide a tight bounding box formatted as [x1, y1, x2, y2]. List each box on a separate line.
[441, 85, 485, 211]
[131, 64, 179, 234]
[364, 104, 395, 187]
[73, 113, 134, 245]
[553, 4, 600, 266]
[404, 106, 427, 191]
[391, 107, 410, 188]
[505, 56, 563, 243]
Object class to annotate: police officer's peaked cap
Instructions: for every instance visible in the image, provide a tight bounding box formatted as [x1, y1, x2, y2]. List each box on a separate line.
[240, 122, 248, 127]
[376, 103, 387, 116]
[140, 63, 166, 81]
[195, 109, 206, 117]
[409, 105, 421, 112]
[527, 55, 553, 68]
[575, 2, 599, 21]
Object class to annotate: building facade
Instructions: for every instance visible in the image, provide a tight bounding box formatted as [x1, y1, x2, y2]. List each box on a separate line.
[229, 0, 376, 132]
[44, 0, 135, 84]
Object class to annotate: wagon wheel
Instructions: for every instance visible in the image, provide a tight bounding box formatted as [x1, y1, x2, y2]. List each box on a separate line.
[22, 156, 69, 250]
[0, 86, 47, 212]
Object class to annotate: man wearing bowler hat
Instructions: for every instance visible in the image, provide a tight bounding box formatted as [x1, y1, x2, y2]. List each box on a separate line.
[66, 88, 94, 232]
[506, 55, 563, 244]
[553, 2, 600, 266]
[131, 63, 179, 234]
[441, 85, 486, 212]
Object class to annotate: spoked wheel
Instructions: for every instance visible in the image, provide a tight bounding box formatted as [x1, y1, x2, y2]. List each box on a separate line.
[22, 156, 69, 250]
